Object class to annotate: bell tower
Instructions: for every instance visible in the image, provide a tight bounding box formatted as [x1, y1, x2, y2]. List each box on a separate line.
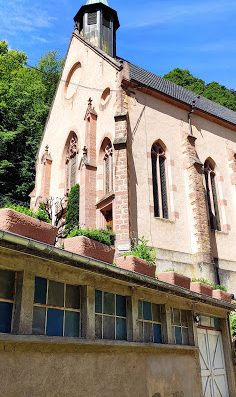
[74, 0, 120, 58]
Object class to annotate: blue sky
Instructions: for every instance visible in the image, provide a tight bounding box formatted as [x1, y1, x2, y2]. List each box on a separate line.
[0, 0, 236, 88]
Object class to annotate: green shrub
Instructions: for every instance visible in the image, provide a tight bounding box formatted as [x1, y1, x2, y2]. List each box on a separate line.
[213, 284, 227, 292]
[67, 228, 115, 246]
[230, 312, 236, 337]
[192, 278, 213, 286]
[3, 204, 51, 223]
[65, 184, 80, 235]
[123, 237, 156, 265]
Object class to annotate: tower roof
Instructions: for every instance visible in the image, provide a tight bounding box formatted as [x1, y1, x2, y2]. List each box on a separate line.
[85, 0, 109, 5]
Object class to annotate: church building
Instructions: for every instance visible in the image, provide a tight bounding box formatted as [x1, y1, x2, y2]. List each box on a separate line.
[31, 0, 236, 293]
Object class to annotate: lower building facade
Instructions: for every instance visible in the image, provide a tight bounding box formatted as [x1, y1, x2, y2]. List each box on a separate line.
[0, 230, 235, 397]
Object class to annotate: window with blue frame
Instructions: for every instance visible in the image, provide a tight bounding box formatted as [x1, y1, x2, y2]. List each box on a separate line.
[32, 277, 81, 337]
[95, 290, 127, 340]
[172, 309, 189, 345]
[138, 300, 163, 343]
[0, 270, 15, 334]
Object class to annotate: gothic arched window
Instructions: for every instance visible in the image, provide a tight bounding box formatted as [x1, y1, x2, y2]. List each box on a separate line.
[204, 160, 221, 231]
[151, 142, 168, 219]
[65, 133, 78, 192]
[104, 142, 113, 194]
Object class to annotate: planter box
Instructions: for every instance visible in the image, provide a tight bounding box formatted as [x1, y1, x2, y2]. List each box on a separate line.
[64, 236, 115, 264]
[213, 289, 232, 302]
[115, 256, 156, 277]
[158, 272, 190, 289]
[0, 208, 57, 245]
[190, 282, 213, 297]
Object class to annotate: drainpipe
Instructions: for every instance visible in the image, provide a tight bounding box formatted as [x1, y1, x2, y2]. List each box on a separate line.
[188, 96, 200, 136]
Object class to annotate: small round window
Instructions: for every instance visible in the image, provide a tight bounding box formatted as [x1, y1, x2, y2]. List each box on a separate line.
[101, 87, 111, 106]
[65, 62, 81, 100]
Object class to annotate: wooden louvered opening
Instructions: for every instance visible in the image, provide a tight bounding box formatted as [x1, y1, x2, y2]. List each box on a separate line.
[88, 12, 97, 25]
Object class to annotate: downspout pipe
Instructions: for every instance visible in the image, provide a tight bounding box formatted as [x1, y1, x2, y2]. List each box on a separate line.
[188, 96, 200, 135]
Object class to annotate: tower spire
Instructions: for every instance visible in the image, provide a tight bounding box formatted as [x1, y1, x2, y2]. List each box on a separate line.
[74, 0, 119, 57]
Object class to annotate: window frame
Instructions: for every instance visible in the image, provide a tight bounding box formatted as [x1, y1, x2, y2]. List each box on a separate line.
[171, 308, 190, 346]
[33, 277, 81, 338]
[95, 290, 127, 341]
[0, 269, 16, 334]
[138, 300, 164, 343]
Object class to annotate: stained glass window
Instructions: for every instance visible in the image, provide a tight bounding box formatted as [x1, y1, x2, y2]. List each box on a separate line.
[95, 290, 127, 341]
[204, 160, 221, 231]
[33, 277, 81, 338]
[151, 142, 169, 219]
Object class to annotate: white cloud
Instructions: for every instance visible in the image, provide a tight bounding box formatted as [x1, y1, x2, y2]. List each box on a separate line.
[0, 0, 57, 38]
[120, 0, 236, 29]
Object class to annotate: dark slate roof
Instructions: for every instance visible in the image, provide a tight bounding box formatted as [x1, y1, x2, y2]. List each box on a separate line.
[127, 62, 236, 126]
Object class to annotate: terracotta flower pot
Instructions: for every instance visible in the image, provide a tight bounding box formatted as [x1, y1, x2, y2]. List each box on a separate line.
[190, 282, 213, 297]
[212, 289, 232, 302]
[0, 208, 57, 245]
[158, 272, 190, 289]
[64, 236, 115, 264]
[115, 256, 156, 277]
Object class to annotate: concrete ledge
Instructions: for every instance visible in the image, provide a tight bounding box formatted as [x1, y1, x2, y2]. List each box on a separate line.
[0, 334, 199, 355]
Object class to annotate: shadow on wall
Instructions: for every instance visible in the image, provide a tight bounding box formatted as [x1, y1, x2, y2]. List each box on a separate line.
[152, 393, 184, 397]
[127, 114, 138, 240]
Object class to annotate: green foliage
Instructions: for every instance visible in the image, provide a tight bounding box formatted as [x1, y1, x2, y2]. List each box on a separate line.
[192, 278, 213, 285]
[230, 312, 236, 337]
[164, 68, 236, 111]
[163, 268, 176, 272]
[65, 184, 80, 235]
[67, 228, 115, 246]
[123, 237, 156, 265]
[0, 41, 63, 203]
[213, 284, 227, 292]
[3, 203, 50, 223]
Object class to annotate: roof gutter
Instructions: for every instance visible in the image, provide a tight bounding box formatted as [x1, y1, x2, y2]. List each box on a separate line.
[0, 230, 235, 311]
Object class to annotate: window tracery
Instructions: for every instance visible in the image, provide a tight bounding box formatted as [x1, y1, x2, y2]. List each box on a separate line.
[104, 142, 113, 194]
[65, 134, 78, 192]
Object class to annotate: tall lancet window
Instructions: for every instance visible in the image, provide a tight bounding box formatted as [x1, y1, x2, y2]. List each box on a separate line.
[204, 160, 221, 231]
[65, 133, 78, 192]
[151, 142, 168, 219]
[104, 142, 113, 194]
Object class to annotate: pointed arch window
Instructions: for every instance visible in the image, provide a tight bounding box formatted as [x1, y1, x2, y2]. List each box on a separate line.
[104, 142, 113, 194]
[65, 133, 78, 192]
[204, 160, 221, 231]
[151, 143, 168, 219]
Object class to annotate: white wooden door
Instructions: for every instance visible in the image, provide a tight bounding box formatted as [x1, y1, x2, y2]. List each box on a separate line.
[198, 328, 229, 397]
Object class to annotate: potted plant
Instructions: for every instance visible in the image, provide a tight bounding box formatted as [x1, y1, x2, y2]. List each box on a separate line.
[115, 237, 156, 277]
[212, 285, 232, 302]
[158, 269, 191, 289]
[0, 204, 57, 245]
[64, 228, 115, 264]
[190, 278, 213, 297]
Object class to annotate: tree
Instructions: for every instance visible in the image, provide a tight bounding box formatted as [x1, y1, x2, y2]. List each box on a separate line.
[164, 68, 236, 111]
[0, 42, 63, 204]
[65, 184, 80, 235]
